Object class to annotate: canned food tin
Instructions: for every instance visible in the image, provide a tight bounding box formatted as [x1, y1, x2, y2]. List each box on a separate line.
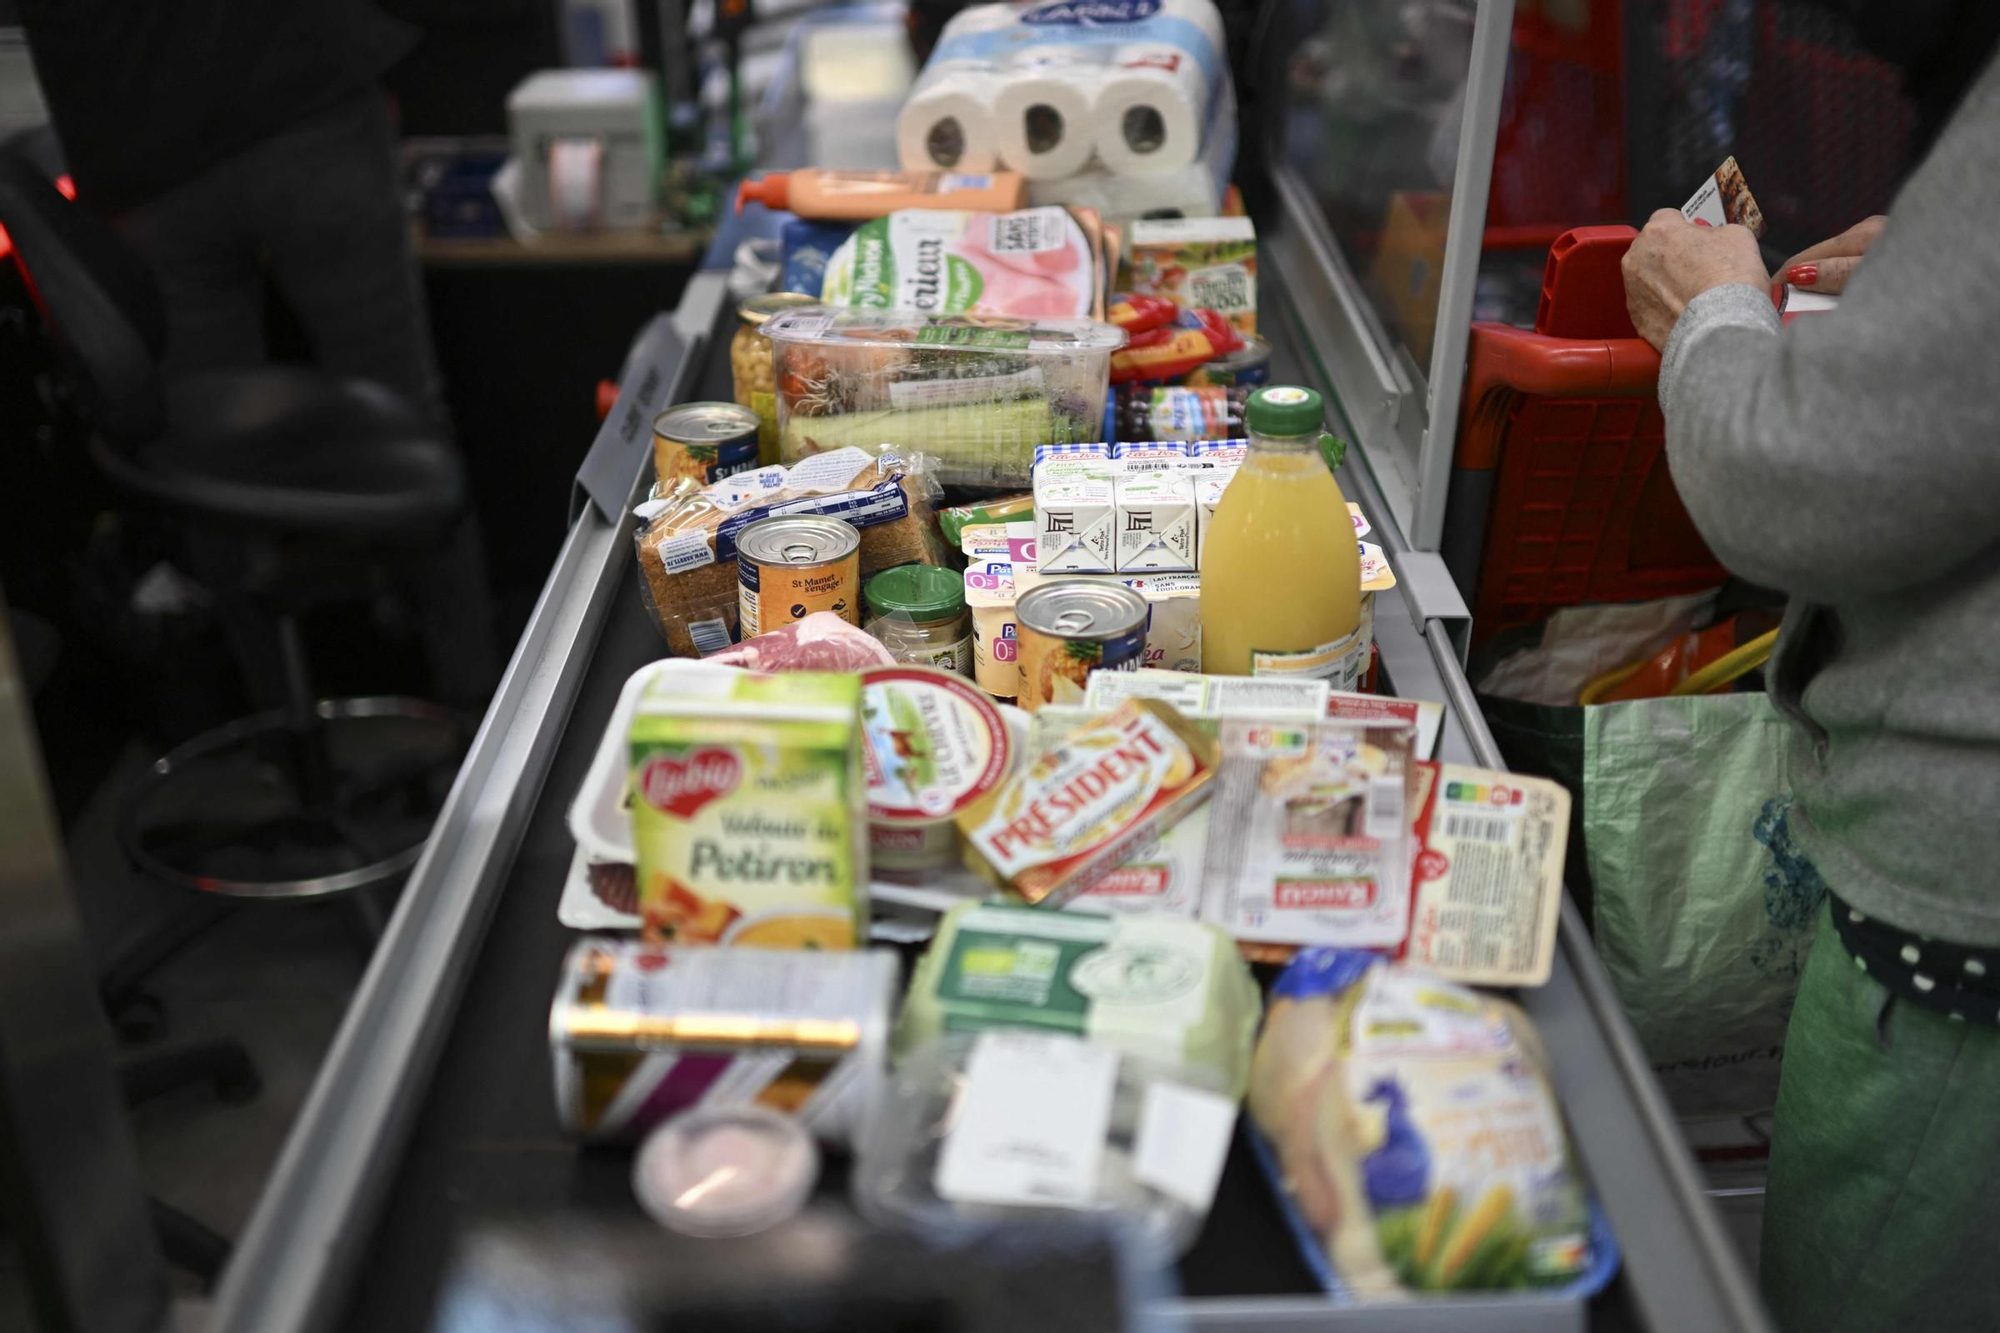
[737, 515, 862, 637]
[1184, 335, 1272, 389]
[1014, 580, 1149, 713]
[550, 939, 896, 1144]
[653, 400, 762, 488]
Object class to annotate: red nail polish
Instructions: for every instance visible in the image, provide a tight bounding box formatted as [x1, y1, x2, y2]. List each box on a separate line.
[1693, 218, 1712, 228]
[1788, 264, 1818, 286]
[1770, 279, 1785, 306]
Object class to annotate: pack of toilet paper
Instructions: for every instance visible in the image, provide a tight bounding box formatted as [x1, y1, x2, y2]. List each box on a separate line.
[897, 0, 1230, 184]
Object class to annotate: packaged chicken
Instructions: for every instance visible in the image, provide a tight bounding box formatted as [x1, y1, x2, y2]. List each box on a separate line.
[1248, 950, 1602, 1298]
[764, 308, 1125, 487]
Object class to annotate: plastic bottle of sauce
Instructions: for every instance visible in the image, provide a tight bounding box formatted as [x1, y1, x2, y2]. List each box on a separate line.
[735, 170, 1026, 219]
[1199, 385, 1363, 681]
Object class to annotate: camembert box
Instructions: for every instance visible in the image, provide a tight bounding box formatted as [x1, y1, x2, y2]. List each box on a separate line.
[957, 699, 1216, 907]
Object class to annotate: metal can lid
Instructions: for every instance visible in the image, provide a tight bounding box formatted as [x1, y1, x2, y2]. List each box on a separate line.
[654, 400, 760, 442]
[1016, 580, 1149, 639]
[865, 564, 964, 621]
[1246, 385, 1325, 438]
[737, 292, 820, 328]
[737, 514, 861, 567]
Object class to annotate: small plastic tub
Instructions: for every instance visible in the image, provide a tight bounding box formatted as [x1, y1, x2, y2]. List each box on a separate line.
[632, 1106, 820, 1239]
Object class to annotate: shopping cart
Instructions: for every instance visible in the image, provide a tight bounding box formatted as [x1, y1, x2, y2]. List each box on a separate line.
[1442, 224, 1727, 649]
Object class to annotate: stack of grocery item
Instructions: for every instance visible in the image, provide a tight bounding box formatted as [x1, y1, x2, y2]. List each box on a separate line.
[895, 0, 1235, 230]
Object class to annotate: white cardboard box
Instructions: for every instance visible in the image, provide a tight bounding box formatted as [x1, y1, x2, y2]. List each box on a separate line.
[1034, 459, 1116, 574]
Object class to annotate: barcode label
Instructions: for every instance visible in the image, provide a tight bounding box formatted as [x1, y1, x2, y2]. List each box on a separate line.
[989, 208, 1066, 254]
[688, 618, 732, 656]
[1365, 776, 1405, 839]
[1442, 812, 1513, 845]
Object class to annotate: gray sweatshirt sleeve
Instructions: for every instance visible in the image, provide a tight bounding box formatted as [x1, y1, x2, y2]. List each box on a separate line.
[1657, 56, 2000, 602]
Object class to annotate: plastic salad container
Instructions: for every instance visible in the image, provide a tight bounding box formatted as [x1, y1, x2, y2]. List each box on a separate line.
[762, 308, 1126, 487]
[852, 1030, 1238, 1258]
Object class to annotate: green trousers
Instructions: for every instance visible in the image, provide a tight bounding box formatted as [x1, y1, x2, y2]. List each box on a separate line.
[1761, 904, 2000, 1330]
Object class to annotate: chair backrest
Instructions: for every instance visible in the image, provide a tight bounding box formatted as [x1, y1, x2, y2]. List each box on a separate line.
[0, 151, 167, 442]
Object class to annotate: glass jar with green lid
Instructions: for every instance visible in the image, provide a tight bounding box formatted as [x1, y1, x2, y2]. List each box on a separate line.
[865, 565, 973, 677]
[731, 292, 820, 466]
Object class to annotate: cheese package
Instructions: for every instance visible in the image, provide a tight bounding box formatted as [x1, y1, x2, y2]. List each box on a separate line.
[896, 901, 1262, 1096]
[957, 699, 1216, 906]
[1200, 716, 1418, 949]
[1400, 762, 1569, 987]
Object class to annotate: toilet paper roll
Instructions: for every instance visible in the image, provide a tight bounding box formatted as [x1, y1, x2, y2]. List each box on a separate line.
[992, 47, 1100, 181]
[897, 71, 1002, 172]
[1094, 0, 1227, 176]
[1093, 44, 1210, 175]
[897, 4, 1016, 172]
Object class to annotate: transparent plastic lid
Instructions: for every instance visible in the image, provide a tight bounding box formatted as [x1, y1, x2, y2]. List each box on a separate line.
[762, 307, 1127, 353]
[633, 1106, 820, 1239]
[852, 1032, 1235, 1258]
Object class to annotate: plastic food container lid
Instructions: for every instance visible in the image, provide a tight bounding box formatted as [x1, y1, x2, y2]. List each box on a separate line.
[866, 564, 965, 620]
[1246, 385, 1325, 437]
[760, 307, 1127, 352]
[737, 291, 820, 327]
[632, 1105, 820, 1238]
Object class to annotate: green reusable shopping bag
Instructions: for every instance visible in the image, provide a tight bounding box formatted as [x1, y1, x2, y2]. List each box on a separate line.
[1583, 692, 1827, 1120]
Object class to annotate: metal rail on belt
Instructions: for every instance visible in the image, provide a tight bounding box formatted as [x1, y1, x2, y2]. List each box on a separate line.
[208, 271, 731, 1333]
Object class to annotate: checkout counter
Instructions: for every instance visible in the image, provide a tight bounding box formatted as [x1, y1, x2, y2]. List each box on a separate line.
[204, 4, 1775, 1328]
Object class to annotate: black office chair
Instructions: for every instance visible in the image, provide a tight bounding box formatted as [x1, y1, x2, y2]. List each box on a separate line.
[0, 152, 475, 911]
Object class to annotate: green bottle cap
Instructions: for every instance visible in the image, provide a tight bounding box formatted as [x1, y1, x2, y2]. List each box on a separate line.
[1246, 385, 1326, 438]
[865, 563, 965, 621]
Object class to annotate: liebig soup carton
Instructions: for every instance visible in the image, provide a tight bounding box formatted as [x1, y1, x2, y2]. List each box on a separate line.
[629, 671, 866, 947]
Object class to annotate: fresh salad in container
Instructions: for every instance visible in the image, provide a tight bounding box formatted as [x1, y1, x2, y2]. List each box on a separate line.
[762, 308, 1125, 488]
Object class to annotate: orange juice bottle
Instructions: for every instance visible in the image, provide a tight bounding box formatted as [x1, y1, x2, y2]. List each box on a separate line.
[1199, 386, 1364, 682]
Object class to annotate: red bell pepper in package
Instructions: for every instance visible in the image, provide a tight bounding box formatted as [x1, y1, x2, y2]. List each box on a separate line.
[1106, 291, 1179, 335]
[1109, 307, 1246, 384]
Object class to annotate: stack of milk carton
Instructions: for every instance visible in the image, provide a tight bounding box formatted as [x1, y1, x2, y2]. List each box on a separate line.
[1032, 440, 1243, 575]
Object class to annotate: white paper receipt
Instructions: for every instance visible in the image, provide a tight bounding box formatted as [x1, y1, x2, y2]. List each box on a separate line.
[934, 1031, 1118, 1208]
[1132, 1080, 1237, 1211]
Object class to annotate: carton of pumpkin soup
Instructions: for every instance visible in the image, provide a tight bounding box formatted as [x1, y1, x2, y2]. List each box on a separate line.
[628, 670, 867, 947]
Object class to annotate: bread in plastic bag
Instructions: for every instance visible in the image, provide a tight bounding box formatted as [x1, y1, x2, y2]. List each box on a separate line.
[634, 446, 947, 657]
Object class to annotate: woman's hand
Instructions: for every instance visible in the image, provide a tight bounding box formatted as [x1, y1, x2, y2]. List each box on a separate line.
[1622, 209, 1770, 351]
[1776, 215, 1888, 295]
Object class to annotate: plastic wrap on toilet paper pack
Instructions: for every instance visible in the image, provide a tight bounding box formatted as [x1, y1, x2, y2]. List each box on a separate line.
[897, 0, 1229, 181]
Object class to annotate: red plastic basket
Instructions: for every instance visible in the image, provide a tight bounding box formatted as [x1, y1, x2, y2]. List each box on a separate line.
[1456, 226, 1726, 645]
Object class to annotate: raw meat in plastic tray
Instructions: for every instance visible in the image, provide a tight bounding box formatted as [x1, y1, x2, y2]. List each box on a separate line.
[708, 611, 895, 672]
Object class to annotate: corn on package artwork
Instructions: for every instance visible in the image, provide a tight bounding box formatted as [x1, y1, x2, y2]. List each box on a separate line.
[1248, 950, 1593, 1297]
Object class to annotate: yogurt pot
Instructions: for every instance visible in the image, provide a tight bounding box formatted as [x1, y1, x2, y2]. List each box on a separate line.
[859, 665, 1016, 877]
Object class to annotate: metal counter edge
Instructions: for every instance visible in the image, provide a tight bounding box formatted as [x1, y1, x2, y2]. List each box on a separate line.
[206, 269, 733, 1333]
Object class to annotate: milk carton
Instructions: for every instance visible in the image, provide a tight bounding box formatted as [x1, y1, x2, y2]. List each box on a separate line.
[1034, 454, 1116, 574]
[1114, 461, 1198, 573]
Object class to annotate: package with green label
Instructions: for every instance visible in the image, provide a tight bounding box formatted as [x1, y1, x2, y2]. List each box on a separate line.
[629, 669, 868, 949]
[821, 207, 1099, 319]
[896, 901, 1261, 1097]
[762, 307, 1126, 487]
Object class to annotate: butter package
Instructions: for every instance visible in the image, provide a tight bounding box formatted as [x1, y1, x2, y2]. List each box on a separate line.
[629, 670, 867, 947]
[1034, 454, 1116, 574]
[1400, 762, 1569, 987]
[1125, 215, 1258, 336]
[957, 699, 1217, 906]
[1200, 716, 1418, 949]
[897, 901, 1262, 1096]
[1114, 463, 1198, 573]
[1014, 564, 1200, 673]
